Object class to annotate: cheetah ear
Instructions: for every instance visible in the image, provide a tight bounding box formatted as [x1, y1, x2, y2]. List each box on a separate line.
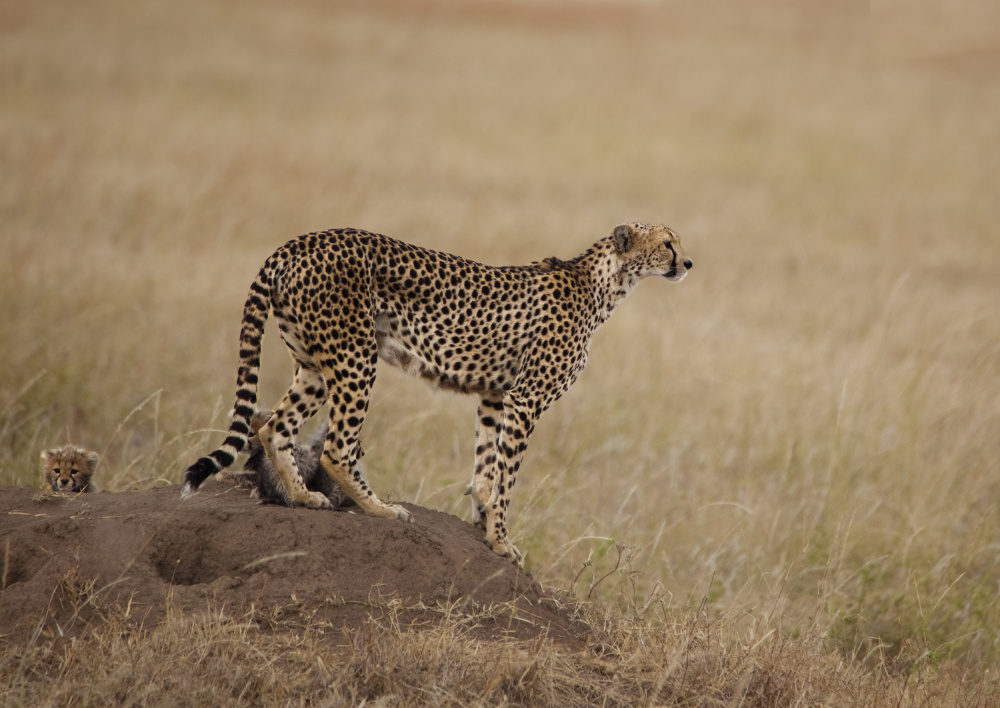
[40, 449, 52, 466]
[85, 451, 100, 469]
[613, 224, 634, 253]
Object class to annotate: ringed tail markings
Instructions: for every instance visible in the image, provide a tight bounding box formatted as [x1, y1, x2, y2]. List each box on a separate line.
[181, 267, 273, 495]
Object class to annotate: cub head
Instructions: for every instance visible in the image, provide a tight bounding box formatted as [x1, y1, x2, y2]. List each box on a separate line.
[40, 445, 99, 493]
[245, 409, 274, 455]
[612, 222, 692, 283]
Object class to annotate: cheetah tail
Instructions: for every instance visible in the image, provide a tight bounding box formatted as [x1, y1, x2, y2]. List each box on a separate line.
[181, 267, 271, 497]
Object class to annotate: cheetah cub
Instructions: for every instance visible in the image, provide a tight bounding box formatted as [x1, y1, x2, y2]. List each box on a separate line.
[41, 445, 100, 493]
[220, 410, 357, 509]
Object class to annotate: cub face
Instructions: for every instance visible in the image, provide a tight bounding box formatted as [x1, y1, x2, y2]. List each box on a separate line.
[41, 445, 99, 493]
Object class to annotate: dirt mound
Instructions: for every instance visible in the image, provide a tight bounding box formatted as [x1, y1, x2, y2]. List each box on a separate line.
[0, 481, 584, 647]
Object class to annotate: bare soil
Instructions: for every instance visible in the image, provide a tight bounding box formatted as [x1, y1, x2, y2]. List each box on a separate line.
[0, 481, 585, 648]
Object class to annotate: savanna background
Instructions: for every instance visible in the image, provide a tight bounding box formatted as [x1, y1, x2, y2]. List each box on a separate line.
[2, 0, 1000, 704]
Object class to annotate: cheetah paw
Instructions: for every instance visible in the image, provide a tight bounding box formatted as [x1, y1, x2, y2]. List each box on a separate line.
[486, 537, 523, 566]
[392, 504, 413, 523]
[374, 503, 413, 523]
[295, 491, 333, 510]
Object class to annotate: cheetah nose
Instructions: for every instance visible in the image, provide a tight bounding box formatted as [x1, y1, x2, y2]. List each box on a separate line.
[683, 259, 693, 269]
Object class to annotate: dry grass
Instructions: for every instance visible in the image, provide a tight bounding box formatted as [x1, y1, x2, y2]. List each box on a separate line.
[2, 0, 1000, 702]
[2, 577, 995, 707]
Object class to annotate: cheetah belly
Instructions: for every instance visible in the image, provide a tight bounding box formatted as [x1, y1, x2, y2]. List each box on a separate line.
[373, 311, 445, 381]
[373, 312, 508, 395]
[374, 328, 430, 379]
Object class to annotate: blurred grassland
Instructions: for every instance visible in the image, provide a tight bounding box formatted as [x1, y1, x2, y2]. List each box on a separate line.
[2, 0, 1000, 674]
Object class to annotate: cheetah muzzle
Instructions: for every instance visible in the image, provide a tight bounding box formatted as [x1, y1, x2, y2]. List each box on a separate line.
[182, 222, 692, 565]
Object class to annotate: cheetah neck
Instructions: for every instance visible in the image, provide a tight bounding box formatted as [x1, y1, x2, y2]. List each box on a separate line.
[571, 240, 640, 325]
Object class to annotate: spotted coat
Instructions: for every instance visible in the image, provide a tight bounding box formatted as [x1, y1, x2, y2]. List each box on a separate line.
[183, 222, 692, 564]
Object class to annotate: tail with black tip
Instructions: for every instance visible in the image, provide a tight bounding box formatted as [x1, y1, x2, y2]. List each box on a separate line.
[181, 265, 272, 497]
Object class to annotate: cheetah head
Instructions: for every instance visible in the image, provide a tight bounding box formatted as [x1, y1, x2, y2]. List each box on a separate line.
[40, 446, 99, 493]
[612, 222, 692, 283]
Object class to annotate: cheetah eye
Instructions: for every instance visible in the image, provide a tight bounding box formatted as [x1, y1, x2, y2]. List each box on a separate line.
[53, 468, 60, 474]
[71, 468, 79, 476]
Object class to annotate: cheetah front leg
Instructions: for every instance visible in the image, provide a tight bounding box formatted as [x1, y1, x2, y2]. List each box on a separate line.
[467, 392, 504, 529]
[481, 394, 540, 566]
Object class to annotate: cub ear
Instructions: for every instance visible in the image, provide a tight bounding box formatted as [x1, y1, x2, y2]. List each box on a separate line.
[250, 410, 273, 435]
[613, 224, 634, 253]
[85, 450, 100, 469]
[40, 449, 52, 467]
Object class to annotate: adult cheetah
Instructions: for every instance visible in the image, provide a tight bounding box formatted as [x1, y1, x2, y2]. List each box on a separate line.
[183, 223, 692, 564]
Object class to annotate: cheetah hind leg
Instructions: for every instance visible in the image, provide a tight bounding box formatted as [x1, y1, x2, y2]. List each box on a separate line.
[258, 366, 333, 510]
[259, 419, 332, 509]
[321, 452, 412, 522]
[315, 353, 411, 521]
